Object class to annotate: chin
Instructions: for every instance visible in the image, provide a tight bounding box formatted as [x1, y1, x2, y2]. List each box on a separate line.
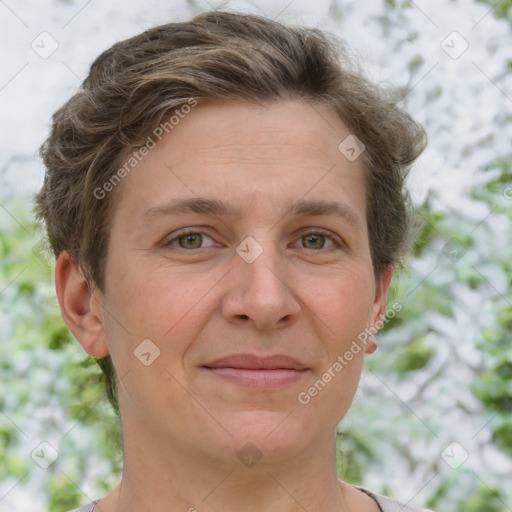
[207, 409, 318, 466]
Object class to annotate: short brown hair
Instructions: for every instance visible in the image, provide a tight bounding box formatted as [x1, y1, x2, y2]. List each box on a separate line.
[34, 10, 426, 413]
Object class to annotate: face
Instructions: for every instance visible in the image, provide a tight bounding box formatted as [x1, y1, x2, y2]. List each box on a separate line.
[95, 99, 390, 468]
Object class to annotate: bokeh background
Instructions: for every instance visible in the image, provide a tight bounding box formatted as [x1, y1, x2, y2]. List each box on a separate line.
[1, 0, 511, 510]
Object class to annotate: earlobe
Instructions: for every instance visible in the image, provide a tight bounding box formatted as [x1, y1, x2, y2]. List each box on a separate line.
[55, 251, 109, 358]
[364, 335, 378, 354]
[365, 265, 394, 354]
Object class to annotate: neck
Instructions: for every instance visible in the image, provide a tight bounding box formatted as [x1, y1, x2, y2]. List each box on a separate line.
[99, 425, 357, 512]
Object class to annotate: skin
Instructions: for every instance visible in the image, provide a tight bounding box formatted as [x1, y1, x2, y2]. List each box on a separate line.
[56, 99, 392, 512]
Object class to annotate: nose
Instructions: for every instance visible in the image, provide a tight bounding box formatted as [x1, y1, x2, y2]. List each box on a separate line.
[220, 242, 301, 331]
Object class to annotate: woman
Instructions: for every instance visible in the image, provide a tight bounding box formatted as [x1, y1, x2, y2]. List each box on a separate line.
[34, 10, 432, 512]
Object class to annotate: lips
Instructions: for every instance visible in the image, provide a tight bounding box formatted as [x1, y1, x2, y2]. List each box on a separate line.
[202, 354, 309, 389]
[204, 353, 308, 371]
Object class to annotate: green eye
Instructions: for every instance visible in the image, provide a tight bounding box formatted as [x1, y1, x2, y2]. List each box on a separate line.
[178, 233, 203, 249]
[302, 233, 329, 249]
[166, 231, 215, 250]
[297, 230, 340, 250]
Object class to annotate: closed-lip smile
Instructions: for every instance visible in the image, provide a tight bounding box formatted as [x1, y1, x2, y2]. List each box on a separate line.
[202, 353, 309, 389]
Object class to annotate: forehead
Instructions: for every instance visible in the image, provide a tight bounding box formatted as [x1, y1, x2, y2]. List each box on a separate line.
[169, 99, 349, 162]
[111, 99, 366, 227]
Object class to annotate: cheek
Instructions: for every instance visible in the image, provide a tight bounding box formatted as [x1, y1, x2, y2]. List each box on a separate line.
[297, 278, 370, 425]
[101, 266, 211, 413]
[305, 267, 375, 346]
[103, 262, 219, 360]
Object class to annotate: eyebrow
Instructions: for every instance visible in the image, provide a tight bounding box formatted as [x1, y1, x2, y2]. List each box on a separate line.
[143, 197, 362, 230]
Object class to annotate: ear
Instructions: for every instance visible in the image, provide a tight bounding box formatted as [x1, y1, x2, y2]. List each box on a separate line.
[55, 251, 109, 358]
[365, 264, 394, 354]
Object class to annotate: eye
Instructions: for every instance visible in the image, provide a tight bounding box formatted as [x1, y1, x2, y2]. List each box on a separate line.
[294, 230, 341, 250]
[165, 230, 216, 250]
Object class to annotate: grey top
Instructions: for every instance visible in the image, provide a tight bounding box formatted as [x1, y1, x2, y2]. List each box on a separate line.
[66, 487, 434, 512]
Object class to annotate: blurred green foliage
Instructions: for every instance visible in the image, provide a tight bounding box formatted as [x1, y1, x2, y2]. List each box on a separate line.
[457, 485, 508, 512]
[1, 2, 511, 509]
[0, 191, 122, 512]
[475, 0, 512, 21]
[46, 476, 83, 512]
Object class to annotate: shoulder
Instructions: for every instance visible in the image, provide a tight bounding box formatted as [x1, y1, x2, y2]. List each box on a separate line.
[357, 486, 435, 512]
[64, 502, 97, 512]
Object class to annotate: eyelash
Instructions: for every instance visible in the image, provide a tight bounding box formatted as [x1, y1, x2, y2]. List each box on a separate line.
[163, 228, 344, 251]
